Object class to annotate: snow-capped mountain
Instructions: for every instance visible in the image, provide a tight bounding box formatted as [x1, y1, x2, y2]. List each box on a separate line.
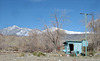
[42, 27, 87, 40]
[64, 30, 86, 34]
[0, 26, 87, 36]
[0, 25, 32, 36]
[42, 27, 86, 34]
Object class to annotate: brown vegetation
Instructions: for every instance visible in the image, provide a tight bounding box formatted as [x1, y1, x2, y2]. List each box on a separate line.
[0, 11, 68, 53]
[42, 10, 68, 52]
[88, 19, 100, 51]
[0, 28, 67, 53]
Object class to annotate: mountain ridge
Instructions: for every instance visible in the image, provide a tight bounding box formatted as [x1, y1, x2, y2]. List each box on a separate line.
[0, 25, 32, 36]
[0, 25, 87, 36]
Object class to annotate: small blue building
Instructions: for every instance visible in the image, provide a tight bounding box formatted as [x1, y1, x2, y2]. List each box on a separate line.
[63, 40, 88, 56]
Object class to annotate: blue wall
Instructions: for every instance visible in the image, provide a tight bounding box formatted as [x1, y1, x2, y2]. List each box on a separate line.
[74, 43, 82, 54]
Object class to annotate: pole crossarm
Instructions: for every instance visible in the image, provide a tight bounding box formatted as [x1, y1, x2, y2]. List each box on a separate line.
[80, 13, 92, 15]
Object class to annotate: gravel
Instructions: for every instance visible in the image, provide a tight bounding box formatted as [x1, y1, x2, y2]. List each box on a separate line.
[0, 53, 100, 61]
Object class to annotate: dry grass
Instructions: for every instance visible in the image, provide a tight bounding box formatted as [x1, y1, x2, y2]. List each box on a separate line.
[0, 52, 100, 61]
[16, 53, 25, 57]
[32, 51, 46, 57]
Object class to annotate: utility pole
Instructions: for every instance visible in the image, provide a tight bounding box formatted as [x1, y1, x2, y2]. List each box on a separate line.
[80, 13, 92, 56]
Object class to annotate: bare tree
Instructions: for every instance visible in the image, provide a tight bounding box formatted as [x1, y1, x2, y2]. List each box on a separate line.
[28, 29, 47, 52]
[88, 19, 100, 51]
[43, 10, 68, 52]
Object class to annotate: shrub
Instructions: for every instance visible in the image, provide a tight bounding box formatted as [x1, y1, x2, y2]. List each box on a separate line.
[32, 51, 46, 57]
[7, 46, 18, 51]
[11, 46, 18, 51]
[16, 53, 25, 57]
[20, 53, 25, 57]
[32, 51, 38, 56]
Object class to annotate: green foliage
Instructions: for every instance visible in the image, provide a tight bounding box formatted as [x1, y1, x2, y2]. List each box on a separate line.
[32, 51, 38, 56]
[32, 51, 46, 57]
[17, 53, 25, 57]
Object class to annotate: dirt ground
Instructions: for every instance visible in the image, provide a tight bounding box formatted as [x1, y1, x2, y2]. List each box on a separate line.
[0, 53, 100, 61]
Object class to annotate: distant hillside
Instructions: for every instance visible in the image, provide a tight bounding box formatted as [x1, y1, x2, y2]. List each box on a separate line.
[0, 26, 90, 52]
[0, 25, 87, 40]
[63, 34, 85, 41]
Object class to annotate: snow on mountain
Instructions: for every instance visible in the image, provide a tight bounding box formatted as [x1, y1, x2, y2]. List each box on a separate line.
[0, 26, 88, 36]
[42, 27, 87, 34]
[64, 30, 85, 34]
[16, 28, 32, 36]
[0, 25, 32, 36]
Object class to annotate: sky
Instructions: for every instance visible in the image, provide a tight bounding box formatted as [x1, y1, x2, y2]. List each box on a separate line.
[0, 0, 100, 32]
